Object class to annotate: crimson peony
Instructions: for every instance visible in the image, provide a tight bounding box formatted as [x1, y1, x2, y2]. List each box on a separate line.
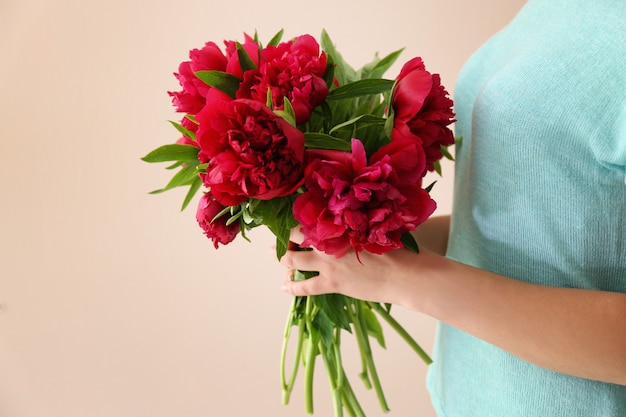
[237, 34, 328, 125]
[293, 138, 436, 257]
[196, 98, 306, 206]
[392, 57, 455, 174]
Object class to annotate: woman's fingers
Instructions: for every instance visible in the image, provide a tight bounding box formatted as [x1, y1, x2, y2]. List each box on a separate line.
[279, 239, 343, 296]
[279, 245, 319, 272]
[281, 275, 332, 297]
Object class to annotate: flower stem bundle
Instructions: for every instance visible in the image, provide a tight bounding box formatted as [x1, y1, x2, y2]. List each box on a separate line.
[280, 286, 433, 416]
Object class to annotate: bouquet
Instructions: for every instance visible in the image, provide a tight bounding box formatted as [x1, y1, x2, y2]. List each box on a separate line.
[142, 29, 455, 416]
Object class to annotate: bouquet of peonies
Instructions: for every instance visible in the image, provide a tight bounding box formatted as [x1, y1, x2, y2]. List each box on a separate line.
[143, 29, 454, 416]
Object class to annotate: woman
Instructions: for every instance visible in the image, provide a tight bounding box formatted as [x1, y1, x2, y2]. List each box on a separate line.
[279, 0, 626, 415]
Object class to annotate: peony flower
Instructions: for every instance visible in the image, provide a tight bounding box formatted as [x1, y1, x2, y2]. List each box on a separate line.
[237, 34, 328, 124]
[168, 41, 228, 117]
[195, 97, 306, 206]
[391, 57, 455, 174]
[293, 138, 436, 257]
[196, 192, 240, 248]
[168, 36, 259, 133]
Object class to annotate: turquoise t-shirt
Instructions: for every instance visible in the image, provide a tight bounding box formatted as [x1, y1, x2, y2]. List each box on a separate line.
[427, 0, 626, 416]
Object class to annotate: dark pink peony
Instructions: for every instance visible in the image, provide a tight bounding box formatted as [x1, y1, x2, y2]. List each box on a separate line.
[293, 139, 436, 257]
[195, 97, 306, 206]
[168, 42, 228, 117]
[168, 36, 259, 133]
[391, 57, 455, 174]
[237, 34, 328, 125]
[196, 192, 240, 248]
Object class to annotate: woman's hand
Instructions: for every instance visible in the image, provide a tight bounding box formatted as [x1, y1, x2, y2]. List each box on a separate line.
[279, 226, 441, 310]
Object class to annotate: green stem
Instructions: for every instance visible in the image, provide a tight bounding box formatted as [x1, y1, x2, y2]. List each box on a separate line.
[319, 340, 343, 417]
[281, 296, 305, 405]
[368, 302, 433, 364]
[304, 296, 318, 414]
[357, 301, 389, 412]
[346, 303, 371, 389]
[333, 329, 345, 393]
[348, 300, 389, 412]
[357, 352, 372, 390]
[340, 371, 367, 417]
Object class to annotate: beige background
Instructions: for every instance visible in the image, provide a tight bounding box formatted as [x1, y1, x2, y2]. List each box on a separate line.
[0, 1, 525, 416]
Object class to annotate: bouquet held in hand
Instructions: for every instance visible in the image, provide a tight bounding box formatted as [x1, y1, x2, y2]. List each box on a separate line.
[143, 29, 455, 416]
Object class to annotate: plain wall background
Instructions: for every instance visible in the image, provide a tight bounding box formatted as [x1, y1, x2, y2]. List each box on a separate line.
[0, 1, 526, 416]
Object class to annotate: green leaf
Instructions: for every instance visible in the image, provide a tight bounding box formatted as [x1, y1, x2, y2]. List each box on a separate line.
[440, 144, 454, 161]
[148, 164, 200, 194]
[141, 144, 200, 163]
[267, 28, 284, 46]
[326, 79, 395, 101]
[225, 210, 243, 226]
[168, 120, 196, 142]
[304, 133, 351, 151]
[424, 180, 437, 193]
[328, 114, 386, 135]
[320, 29, 357, 86]
[266, 87, 273, 109]
[165, 161, 184, 170]
[253, 197, 298, 259]
[312, 308, 336, 349]
[365, 48, 404, 79]
[242, 199, 262, 225]
[274, 97, 296, 126]
[322, 54, 336, 89]
[283, 97, 296, 122]
[185, 114, 198, 126]
[211, 205, 232, 223]
[236, 41, 257, 72]
[371, 48, 404, 78]
[401, 232, 420, 253]
[181, 176, 202, 211]
[195, 70, 240, 98]
[383, 113, 394, 140]
[313, 294, 352, 333]
[433, 159, 442, 176]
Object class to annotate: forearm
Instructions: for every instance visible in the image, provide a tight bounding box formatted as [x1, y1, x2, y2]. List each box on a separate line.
[413, 214, 450, 256]
[398, 251, 626, 385]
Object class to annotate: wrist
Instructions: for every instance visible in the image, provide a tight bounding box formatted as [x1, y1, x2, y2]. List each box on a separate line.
[389, 248, 450, 313]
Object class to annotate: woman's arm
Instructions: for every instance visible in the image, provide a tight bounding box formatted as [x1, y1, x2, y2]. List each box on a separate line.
[279, 228, 626, 386]
[412, 214, 450, 255]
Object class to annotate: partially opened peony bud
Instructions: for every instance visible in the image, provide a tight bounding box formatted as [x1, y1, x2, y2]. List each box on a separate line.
[392, 57, 455, 174]
[196, 192, 240, 248]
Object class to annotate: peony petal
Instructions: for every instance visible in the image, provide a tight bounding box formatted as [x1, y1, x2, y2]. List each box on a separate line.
[397, 57, 426, 80]
[392, 70, 433, 121]
[371, 139, 425, 186]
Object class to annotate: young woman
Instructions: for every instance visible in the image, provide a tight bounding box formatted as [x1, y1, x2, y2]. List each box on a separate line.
[279, 0, 626, 415]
